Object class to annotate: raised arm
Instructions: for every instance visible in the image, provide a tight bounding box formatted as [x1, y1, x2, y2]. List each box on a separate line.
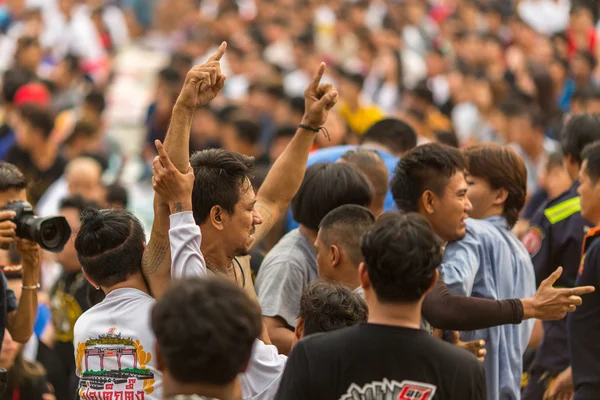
[251, 63, 338, 246]
[164, 42, 227, 172]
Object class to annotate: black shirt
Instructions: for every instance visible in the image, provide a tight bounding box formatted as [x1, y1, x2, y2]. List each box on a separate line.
[568, 227, 600, 398]
[275, 323, 487, 400]
[0, 273, 18, 353]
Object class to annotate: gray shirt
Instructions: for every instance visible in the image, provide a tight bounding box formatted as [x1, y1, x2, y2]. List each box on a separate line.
[255, 228, 318, 328]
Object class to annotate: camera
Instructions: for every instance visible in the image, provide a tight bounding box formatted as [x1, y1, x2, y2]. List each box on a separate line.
[3, 201, 71, 253]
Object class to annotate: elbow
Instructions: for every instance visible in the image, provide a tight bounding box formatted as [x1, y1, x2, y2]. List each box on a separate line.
[10, 330, 32, 344]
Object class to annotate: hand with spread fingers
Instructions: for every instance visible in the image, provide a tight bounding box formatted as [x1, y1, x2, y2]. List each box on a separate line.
[301, 62, 339, 129]
[175, 41, 227, 111]
[523, 267, 595, 320]
[152, 140, 195, 213]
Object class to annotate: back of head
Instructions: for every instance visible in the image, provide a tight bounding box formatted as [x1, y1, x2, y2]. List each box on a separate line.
[17, 103, 54, 139]
[151, 277, 262, 386]
[463, 143, 527, 228]
[582, 141, 600, 183]
[361, 212, 443, 303]
[319, 204, 376, 267]
[299, 280, 368, 336]
[75, 208, 145, 287]
[561, 114, 600, 165]
[106, 183, 129, 209]
[340, 148, 389, 201]
[190, 149, 255, 225]
[361, 118, 417, 155]
[0, 162, 27, 192]
[84, 91, 106, 115]
[2, 68, 34, 104]
[391, 143, 465, 213]
[233, 118, 261, 146]
[59, 194, 100, 214]
[292, 163, 373, 231]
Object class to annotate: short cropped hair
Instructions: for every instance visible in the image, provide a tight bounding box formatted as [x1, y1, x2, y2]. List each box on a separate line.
[361, 212, 443, 303]
[0, 162, 27, 192]
[361, 118, 417, 155]
[582, 141, 600, 184]
[190, 149, 255, 224]
[59, 194, 100, 215]
[391, 143, 465, 213]
[152, 277, 262, 385]
[319, 205, 376, 267]
[561, 114, 600, 165]
[463, 144, 527, 228]
[75, 208, 145, 287]
[299, 280, 368, 336]
[291, 163, 373, 231]
[340, 148, 389, 202]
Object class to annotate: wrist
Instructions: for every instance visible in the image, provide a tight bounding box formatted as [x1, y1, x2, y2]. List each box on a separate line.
[521, 298, 537, 320]
[173, 102, 196, 116]
[300, 117, 321, 130]
[169, 200, 192, 214]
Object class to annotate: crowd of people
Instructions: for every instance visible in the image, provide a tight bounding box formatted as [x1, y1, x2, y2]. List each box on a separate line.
[0, 0, 598, 399]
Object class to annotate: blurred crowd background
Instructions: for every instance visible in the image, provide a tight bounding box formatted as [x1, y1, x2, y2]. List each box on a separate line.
[0, 0, 598, 398]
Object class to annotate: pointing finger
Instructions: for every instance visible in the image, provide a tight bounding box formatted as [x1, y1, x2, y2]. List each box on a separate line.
[208, 41, 227, 62]
[308, 62, 326, 92]
[569, 285, 595, 296]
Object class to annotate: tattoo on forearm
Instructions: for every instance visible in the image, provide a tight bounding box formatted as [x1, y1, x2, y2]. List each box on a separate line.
[142, 231, 170, 275]
[174, 202, 183, 212]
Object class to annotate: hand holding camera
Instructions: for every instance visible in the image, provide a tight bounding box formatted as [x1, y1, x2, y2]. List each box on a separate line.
[0, 210, 17, 248]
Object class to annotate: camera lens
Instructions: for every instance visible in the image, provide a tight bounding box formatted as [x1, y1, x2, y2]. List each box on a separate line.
[39, 220, 64, 249]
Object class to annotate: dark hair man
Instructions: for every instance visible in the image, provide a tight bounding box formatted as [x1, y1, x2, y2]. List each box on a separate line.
[143, 44, 337, 399]
[275, 213, 487, 400]
[152, 277, 262, 400]
[74, 208, 161, 399]
[0, 162, 41, 351]
[256, 162, 372, 354]
[291, 280, 368, 348]
[440, 144, 536, 399]
[568, 141, 600, 399]
[521, 114, 600, 399]
[315, 204, 376, 293]
[390, 143, 593, 331]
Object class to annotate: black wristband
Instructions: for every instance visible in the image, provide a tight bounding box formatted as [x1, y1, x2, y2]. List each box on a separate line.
[298, 124, 331, 141]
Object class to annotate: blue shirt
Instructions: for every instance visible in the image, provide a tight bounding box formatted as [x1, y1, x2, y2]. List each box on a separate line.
[285, 145, 399, 231]
[441, 216, 536, 400]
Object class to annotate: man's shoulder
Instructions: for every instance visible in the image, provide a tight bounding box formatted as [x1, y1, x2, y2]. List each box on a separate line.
[538, 189, 581, 226]
[307, 145, 357, 165]
[263, 230, 314, 262]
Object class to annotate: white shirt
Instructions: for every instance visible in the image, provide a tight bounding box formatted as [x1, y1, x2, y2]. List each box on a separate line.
[169, 211, 288, 400]
[73, 288, 161, 399]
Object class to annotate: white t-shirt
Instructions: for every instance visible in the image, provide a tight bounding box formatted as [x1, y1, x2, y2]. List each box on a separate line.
[169, 211, 287, 400]
[73, 288, 161, 399]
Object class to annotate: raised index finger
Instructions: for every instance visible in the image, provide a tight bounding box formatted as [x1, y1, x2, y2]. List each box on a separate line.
[308, 62, 326, 92]
[208, 42, 227, 62]
[569, 285, 596, 296]
[155, 140, 175, 169]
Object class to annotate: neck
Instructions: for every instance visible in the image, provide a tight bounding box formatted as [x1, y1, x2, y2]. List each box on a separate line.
[29, 140, 56, 170]
[163, 376, 237, 400]
[200, 226, 234, 270]
[525, 141, 544, 161]
[366, 293, 423, 330]
[337, 265, 361, 290]
[298, 225, 317, 246]
[103, 273, 150, 296]
[480, 206, 503, 221]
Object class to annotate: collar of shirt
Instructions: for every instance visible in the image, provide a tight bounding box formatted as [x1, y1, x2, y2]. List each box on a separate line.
[481, 215, 509, 230]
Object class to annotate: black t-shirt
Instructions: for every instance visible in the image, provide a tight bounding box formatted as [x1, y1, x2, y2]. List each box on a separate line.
[275, 323, 486, 400]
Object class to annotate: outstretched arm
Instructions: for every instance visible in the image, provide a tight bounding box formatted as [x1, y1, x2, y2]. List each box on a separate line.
[164, 42, 227, 172]
[251, 63, 338, 247]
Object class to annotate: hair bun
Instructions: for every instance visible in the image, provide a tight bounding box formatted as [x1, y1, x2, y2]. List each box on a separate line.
[81, 208, 104, 231]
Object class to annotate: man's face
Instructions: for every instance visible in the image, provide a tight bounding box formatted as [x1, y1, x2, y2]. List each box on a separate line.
[428, 172, 472, 242]
[56, 207, 81, 273]
[465, 174, 496, 221]
[578, 161, 600, 223]
[222, 181, 263, 257]
[314, 231, 333, 280]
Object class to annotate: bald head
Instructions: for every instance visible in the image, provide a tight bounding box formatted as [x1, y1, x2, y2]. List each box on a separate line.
[66, 157, 104, 204]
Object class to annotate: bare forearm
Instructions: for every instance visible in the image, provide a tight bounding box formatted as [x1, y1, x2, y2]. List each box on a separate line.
[142, 198, 172, 299]
[8, 265, 39, 343]
[257, 127, 316, 211]
[267, 326, 294, 356]
[164, 104, 195, 173]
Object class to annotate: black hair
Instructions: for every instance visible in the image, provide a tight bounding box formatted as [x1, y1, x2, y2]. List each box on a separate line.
[391, 143, 465, 213]
[84, 91, 106, 114]
[0, 162, 27, 192]
[291, 163, 373, 231]
[273, 125, 297, 140]
[561, 114, 600, 165]
[582, 141, 600, 184]
[500, 101, 542, 128]
[299, 280, 368, 336]
[106, 183, 129, 208]
[152, 277, 262, 385]
[361, 118, 417, 155]
[435, 131, 460, 148]
[361, 212, 443, 302]
[546, 151, 565, 171]
[158, 67, 182, 86]
[59, 194, 100, 215]
[288, 96, 305, 115]
[63, 54, 80, 75]
[319, 204, 376, 267]
[232, 119, 261, 146]
[338, 69, 365, 88]
[190, 149, 255, 224]
[16, 104, 54, 139]
[2, 69, 34, 104]
[574, 50, 597, 70]
[66, 119, 97, 145]
[75, 208, 146, 287]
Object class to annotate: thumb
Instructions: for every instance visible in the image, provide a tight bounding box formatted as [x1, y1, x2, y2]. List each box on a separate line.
[314, 91, 336, 111]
